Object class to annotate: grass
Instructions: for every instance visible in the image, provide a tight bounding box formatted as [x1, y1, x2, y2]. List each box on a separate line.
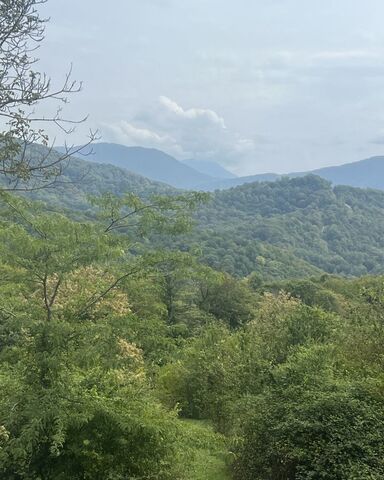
[179, 419, 232, 480]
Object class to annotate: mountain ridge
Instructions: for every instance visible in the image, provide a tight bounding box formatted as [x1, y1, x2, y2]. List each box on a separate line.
[204, 156, 384, 191]
[65, 143, 214, 190]
[63, 143, 384, 192]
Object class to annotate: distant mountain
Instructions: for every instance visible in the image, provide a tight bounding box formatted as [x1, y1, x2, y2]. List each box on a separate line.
[299, 156, 384, 190]
[61, 144, 384, 193]
[70, 143, 214, 190]
[204, 156, 384, 191]
[60, 143, 279, 191]
[182, 159, 237, 179]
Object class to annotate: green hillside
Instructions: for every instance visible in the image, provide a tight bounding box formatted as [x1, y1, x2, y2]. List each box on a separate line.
[4, 150, 384, 479]
[20, 154, 174, 214]
[3, 188, 384, 478]
[172, 175, 384, 279]
[15, 153, 384, 280]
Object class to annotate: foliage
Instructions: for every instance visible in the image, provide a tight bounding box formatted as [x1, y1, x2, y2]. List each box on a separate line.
[233, 346, 384, 480]
[157, 322, 243, 430]
[170, 175, 384, 279]
[153, 279, 384, 479]
[0, 191, 207, 479]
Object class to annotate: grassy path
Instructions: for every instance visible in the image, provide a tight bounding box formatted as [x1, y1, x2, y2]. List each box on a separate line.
[180, 419, 232, 480]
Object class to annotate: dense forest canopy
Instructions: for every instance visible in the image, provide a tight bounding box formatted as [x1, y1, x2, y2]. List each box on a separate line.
[166, 175, 384, 278]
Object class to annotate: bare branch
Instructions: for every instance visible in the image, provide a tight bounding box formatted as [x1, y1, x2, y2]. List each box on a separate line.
[0, 0, 95, 191]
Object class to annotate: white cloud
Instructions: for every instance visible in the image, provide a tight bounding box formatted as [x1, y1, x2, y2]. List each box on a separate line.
[158, 96, 226, 127]
[103, 96, 256, 172]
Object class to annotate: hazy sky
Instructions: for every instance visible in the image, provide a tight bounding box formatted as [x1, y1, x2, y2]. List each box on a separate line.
[37, 0, 384, 175]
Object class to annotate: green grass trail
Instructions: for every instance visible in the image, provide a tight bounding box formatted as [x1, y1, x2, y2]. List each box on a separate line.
[180, 419, 232, 480]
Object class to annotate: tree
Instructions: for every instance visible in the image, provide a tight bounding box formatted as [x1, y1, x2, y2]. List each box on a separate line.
[157, 322, 243, 431]
[0, 0, 96, 191]
[0, 191, 206, 478]
[197, 273, 255, 329]
[234, 345, 384, 480]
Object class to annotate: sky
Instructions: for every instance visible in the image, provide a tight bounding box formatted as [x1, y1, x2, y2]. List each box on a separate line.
[36, 0, 384, 175]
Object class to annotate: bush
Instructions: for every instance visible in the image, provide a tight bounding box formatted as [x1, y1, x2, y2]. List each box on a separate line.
[234, 345, 384, 480]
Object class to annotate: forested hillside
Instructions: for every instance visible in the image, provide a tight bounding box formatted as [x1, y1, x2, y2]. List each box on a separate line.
[10, 147, 173, 214]
[172, 175, 384, 279]
[18, 155, 384, 280]
[4, 145, 384, 479]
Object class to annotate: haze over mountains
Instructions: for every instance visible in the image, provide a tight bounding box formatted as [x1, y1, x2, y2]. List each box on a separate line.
[69, 143, 384, 192]
[182, 159, 237, 180]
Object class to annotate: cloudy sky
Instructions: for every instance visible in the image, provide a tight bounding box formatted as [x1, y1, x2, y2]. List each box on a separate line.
[38, 0, 384, 175]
